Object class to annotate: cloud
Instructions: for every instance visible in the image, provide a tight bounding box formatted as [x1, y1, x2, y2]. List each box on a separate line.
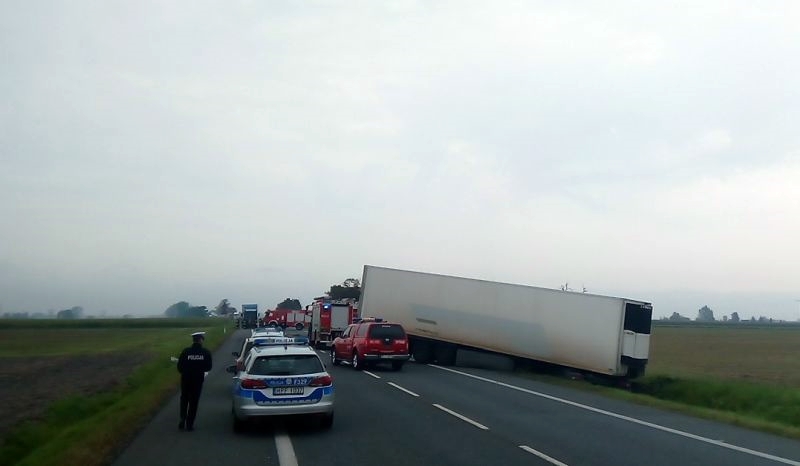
[2, 1, 800, 320]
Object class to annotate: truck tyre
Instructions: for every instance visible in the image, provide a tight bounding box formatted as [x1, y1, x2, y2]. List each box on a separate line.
[295, 323, 304, 331]
[330, 347, 340, 365]
[412, 341, 433, 364]
[434, 344, 457, 366]
[352, 352, 363, 370]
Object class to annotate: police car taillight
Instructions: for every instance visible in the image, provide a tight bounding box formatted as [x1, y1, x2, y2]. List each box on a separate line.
[240, 378, 268, 389]
[309, 375, 333, 387]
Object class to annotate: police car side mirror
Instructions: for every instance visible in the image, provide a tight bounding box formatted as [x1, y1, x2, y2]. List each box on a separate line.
[225, 365, 237, 374]
[232, 351, 240, 357]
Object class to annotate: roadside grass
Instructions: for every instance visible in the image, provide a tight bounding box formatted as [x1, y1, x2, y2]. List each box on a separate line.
[518, 325, 800, 439]
[0, 318, 235, 466]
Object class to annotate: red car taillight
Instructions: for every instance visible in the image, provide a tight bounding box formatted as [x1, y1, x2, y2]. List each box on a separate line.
[240, 378, 268, 389]
[309, 375, 333, 387]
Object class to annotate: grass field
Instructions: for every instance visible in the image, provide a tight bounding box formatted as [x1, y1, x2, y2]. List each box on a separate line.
[0, 317, 235, 466]
[622, 324, 800, 438]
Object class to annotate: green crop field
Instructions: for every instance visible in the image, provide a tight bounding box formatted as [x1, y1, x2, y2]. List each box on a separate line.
[0, 317, 235, 466]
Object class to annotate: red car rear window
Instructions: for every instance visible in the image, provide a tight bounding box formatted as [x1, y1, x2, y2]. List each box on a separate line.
[368, 324, 406, 339]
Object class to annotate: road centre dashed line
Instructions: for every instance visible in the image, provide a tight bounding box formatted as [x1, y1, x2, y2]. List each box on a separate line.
[433, 403, 489, 430]
[387, 382, 420, 397]
[428, 364, 800, 466]
[519, 445, 569, 466]
[363, 370, 381, 379]
[274, 430, 298, 466]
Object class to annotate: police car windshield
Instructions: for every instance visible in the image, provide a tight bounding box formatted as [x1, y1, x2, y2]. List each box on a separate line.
[249, 355, 324, 376]
[368, 324, 406, 339]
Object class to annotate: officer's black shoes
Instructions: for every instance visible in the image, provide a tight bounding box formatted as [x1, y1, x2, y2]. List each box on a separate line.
[186, 426, 194, 432]
[178, 421, 185, 430]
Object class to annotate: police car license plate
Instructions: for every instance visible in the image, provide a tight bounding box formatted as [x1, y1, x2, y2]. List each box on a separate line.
[273, 387, 304, 395]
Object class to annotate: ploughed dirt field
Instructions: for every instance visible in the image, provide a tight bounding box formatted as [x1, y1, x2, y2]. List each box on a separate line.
[0, 352, 151, 441]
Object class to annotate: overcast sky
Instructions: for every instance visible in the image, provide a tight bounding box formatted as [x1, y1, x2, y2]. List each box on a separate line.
[2, 1, 799, 320]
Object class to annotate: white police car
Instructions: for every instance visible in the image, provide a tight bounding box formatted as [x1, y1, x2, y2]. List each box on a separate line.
[227, 337, 334, 431]
[251, 327, 284, 337]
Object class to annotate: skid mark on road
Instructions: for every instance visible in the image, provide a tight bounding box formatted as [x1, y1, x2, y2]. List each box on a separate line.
[429, 364, 800, 466]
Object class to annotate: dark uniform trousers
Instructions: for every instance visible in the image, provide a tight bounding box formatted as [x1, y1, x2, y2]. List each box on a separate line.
[180, 375, 204, 428]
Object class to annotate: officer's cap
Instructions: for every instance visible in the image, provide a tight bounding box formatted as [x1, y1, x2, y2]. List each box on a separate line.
[191, 331, 206, 340]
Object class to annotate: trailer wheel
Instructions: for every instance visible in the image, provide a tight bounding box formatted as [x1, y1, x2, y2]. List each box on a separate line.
[295, 323, 304, 331]
[434, 344, 457, 366]
[412, 341, 433, 364]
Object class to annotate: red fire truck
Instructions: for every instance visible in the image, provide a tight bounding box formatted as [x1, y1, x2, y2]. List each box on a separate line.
[308, 297, 359, 349]
[263, 307, 311, 330]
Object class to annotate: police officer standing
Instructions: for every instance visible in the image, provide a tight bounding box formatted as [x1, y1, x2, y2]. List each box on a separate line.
[177, 331, 213, 431]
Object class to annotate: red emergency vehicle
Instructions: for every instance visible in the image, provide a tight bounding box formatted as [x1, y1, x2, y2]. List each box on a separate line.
[308, 297, 359, 349]
[264, 307, 311, 330]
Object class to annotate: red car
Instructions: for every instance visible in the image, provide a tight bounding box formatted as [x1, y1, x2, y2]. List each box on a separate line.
[330, 318, 410, 371]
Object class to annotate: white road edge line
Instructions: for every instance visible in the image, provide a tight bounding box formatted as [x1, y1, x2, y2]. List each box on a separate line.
[274, 430, 298, 466]
[387, 382, 420, 397]
[363, 370, 381, 379]
[519, 445, 569, 466]
[429, 364, 800, 466]
[432, 403, 489, 430]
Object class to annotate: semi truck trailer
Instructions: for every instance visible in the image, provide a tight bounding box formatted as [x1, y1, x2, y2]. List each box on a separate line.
[358, 265, 653, 378]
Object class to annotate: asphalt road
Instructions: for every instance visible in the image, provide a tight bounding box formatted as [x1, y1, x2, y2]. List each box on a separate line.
[112, 329, 800, 466]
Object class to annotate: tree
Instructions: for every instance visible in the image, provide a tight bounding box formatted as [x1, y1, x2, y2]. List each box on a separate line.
[730, 312, 740, 323]
[696, 305, 715, 322]
[328, 278, 361, 300]
[57, 306, 84, 319]
[668, 312, 691, 322]
[276, 298, 302, 310]
[164, 301, 208, 318]
[215, 299, 234, 315]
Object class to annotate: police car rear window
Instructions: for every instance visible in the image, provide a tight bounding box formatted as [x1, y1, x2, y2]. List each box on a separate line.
[249, 355, 324, 376]
[368, 324, 406, 339]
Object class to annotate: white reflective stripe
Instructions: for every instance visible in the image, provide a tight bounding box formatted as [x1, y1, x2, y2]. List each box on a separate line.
[519, 445, 569, 466]
[275, 430, 298, 466]
[432, 403, 489, 430]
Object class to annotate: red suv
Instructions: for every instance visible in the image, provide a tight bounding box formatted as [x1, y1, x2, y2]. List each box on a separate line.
[330, 319, 410, 371]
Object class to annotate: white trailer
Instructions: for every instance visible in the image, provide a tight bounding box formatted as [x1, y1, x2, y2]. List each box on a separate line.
[359, 265, 653, 378]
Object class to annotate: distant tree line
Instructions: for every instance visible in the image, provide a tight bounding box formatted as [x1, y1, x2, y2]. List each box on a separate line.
[663, 305, 783, 323]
